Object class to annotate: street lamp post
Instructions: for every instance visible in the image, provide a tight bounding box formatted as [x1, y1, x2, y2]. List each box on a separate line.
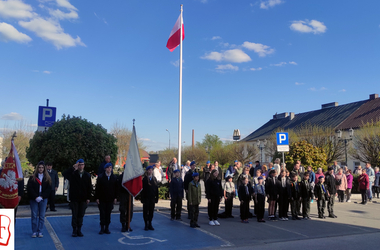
[336, 128, 354, 166]
[257, 139, 267, 163]
[166, 129, 171, 150]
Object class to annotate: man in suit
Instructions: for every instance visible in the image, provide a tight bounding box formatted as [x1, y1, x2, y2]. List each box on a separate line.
[46, 162, 59, 212]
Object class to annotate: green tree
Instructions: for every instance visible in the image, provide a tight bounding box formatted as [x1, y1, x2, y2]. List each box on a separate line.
[181, 146, 208, 166]
[350, 121, 380, 167]
[26, 115, 118, 174]
[158, 148, 177, 166]
[285, 140, 327, 172]
[196, 134, 223, 150]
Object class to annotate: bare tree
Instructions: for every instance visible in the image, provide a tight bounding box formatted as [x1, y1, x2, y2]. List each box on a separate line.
[350, 121, 380, 167]
[181, 146, 208, 166]
[158, 148, 177, 166]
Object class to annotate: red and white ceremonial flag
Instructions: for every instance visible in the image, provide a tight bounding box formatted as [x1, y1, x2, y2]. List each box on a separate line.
[12, 141, 23, 180]
[0, 146, 19, 208]
[166, 14, 185, 52]
[122, 126, 144, 197]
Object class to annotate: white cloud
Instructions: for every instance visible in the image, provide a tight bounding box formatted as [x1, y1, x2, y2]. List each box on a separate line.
[295, 82, 304, 85]
[139, 138, 151, 141]
[29, 123, 37, 127]
[290, 19, 327, 34]
[19, 17, 85, 49]
[43, 70, 51, 74]
[242, 41, 275, 57]
[289, 61, 297, 65]
[309, 87, 327, 91]
[339, 89, 346, 92]
[201, 49, 251, 63]
[0, 0, 35, 19]
[211, 36, 221, 40]
[216, 64, 239, 71]
[1, 112, 23, 120]
[56, 0, 77, 11]
[271, 62, 287, 66]
[49, 9, 78, 20]
[171, 59, 184, 67]
[260, 0, 284, 9]
[250, 67, 262, 71]
[0, 22, 31, 43]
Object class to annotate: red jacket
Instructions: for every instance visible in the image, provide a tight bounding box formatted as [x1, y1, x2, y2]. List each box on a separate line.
[358, 173, 369, 190]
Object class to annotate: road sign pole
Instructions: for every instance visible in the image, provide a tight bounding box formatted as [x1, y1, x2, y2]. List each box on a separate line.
[282, 152, 285, 165]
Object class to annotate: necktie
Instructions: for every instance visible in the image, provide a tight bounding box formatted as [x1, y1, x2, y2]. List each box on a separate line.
[282, 178, 285, 187]
[261, 185, 264, 194]
[295, 182, 298, 191]
[322, 184, 326, 193]
[246, 186, 249, 195]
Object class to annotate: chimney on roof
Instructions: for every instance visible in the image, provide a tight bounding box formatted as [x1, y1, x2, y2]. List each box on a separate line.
[273, 112, 289, 120]
[321, 102, 338, 109]
[289, 112, 295, 120]
[370, 94, 379, 100]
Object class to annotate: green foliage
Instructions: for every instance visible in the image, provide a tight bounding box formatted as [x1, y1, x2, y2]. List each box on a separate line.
[26, 115, 118, 174]
[158, 148, 177, 166]
[181, 146, 208, 166]
[286, 140, 327, 172]
[158, 183, 169, 200]
[196, 134, 223, 150]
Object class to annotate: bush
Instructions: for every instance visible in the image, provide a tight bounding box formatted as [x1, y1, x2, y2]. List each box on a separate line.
[158, 182, 170, 200]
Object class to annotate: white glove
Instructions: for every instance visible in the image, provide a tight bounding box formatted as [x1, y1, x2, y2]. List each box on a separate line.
[35, 197, 43, 203]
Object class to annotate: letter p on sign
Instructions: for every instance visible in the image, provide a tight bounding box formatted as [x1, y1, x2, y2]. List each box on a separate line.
[42, 108, 52, 120]
[276, 132, 289, 145]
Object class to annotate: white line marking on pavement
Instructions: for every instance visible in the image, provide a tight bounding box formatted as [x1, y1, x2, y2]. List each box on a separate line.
[157, 212, 234, 247]
[264, 223, 309, 238]
[45, 218, 65, 250]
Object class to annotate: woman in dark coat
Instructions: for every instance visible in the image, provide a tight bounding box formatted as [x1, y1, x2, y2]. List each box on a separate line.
[27, 161, 51, 238]
[141, 166, 158, 231]
[205, 169, 223, 226]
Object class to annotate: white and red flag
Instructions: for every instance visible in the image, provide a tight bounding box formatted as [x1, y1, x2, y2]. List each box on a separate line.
[12, 141, 23, 180]
[0, 145, 20, 208]
[122, 126, 144, 197]
[166, 14, 185, 52]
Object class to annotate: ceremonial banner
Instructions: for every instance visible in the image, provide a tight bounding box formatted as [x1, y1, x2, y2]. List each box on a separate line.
[0, 148, 19, 208]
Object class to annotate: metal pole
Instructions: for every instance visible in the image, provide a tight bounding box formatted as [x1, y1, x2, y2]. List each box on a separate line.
[282, 152, 285, 165]
[178, 4, 183, 166]
[345, 139, 348, 165]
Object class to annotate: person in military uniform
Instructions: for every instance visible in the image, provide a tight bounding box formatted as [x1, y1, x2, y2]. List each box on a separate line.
[184, 161, 197, 219]
[314, 176, 328, 218]
[95, 163, 118, 235]
[299, 172, 313, 220]
[63, 159, 92, 237]
[324, 166, 337, 218]
[289, 174, 301, 220]
[170, 169, 183, 220]
[141, 166, 159, 231]
[118, 169, 134, 232]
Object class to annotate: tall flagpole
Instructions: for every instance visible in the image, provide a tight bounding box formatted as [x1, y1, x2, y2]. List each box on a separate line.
[178, 4, 183, 166]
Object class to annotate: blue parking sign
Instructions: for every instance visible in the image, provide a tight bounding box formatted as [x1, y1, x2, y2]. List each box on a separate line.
[38, 106, 57, 127]
[276, 132, 289, 145]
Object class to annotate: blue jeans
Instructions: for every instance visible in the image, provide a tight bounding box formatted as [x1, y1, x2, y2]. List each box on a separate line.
[367, 182, 373, 199]
[234, 183, 238, 197]
[30, 198, 48, 233]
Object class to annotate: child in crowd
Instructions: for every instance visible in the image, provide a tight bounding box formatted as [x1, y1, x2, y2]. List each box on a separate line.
[238, 177, 253, 223]
[254, 176, 266, 222]
[300, 172, 313, 220]
[265, 169, 279, 220]
[223, 175, 235, 218]
[205, 169, 223, 226]
[188, 172, 201, 228]
[314, 176, 328, 218]
[290, 174, 301, 220]
[278, 169, 291, 221]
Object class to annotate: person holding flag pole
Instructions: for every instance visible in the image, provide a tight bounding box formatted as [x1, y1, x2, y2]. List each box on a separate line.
[121, 119, 145, 232]
[166, 4, 185, 166]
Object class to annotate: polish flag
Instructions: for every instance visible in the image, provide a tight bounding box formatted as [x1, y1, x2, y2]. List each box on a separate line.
[0, 147, 19, 208]
[166, 14, 184, 52]
[122, 126, 144, 197]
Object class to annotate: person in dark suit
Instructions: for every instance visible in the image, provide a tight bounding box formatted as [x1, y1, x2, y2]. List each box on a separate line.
[325, 166, 337, 218]
[63, 159, 93, 237]
[95, 163, 118, 234]
[289, 174, 301, 220]
[314, 176, 328, 218]
[170, 169, 183, 220]
[238, 176, 253, 223]
[118, 171, 134, 232]
[265, 169, 279, 220]
[184, 161, 197, 219]
[46, 162, 59, 212]
[278, 169, 291, 220]
[141, 166, 158, 231]
[299, 172, 313, 220]
[98, 155, 111, 176]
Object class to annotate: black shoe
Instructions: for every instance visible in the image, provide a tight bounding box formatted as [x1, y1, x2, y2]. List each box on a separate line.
[99, 225, 105, 235]
[318, 215, 323, 219]
[104, 226, 110, 234]
[195, 224, 200, 228]
[72, 228, 77, 237]
[323, 216, 326, 219]
[176, 218, 182, 221]
[292, 216, 296, 220]
[144, 222, 149, 231]
[328, 215, 335, 218]
[190, 224, 196, 228]
[296, 217, 301, 220]
[229, 215, 235, 218]
[121, 223, 127, 232]
[77, 227, 84, 237]
[170, 218, 175, 221]
[50, 209, 57, 212]
[148, 222, 154, 231]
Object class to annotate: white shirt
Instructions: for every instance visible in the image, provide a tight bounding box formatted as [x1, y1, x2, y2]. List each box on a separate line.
[153, 167, 162, 183]
[38, 173, 44, 193]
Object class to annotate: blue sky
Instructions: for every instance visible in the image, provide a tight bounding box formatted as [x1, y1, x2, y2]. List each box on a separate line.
[0, 0, 379, 152]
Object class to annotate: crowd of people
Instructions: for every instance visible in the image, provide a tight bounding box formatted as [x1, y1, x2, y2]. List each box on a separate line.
[17, 155, 380, 238]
